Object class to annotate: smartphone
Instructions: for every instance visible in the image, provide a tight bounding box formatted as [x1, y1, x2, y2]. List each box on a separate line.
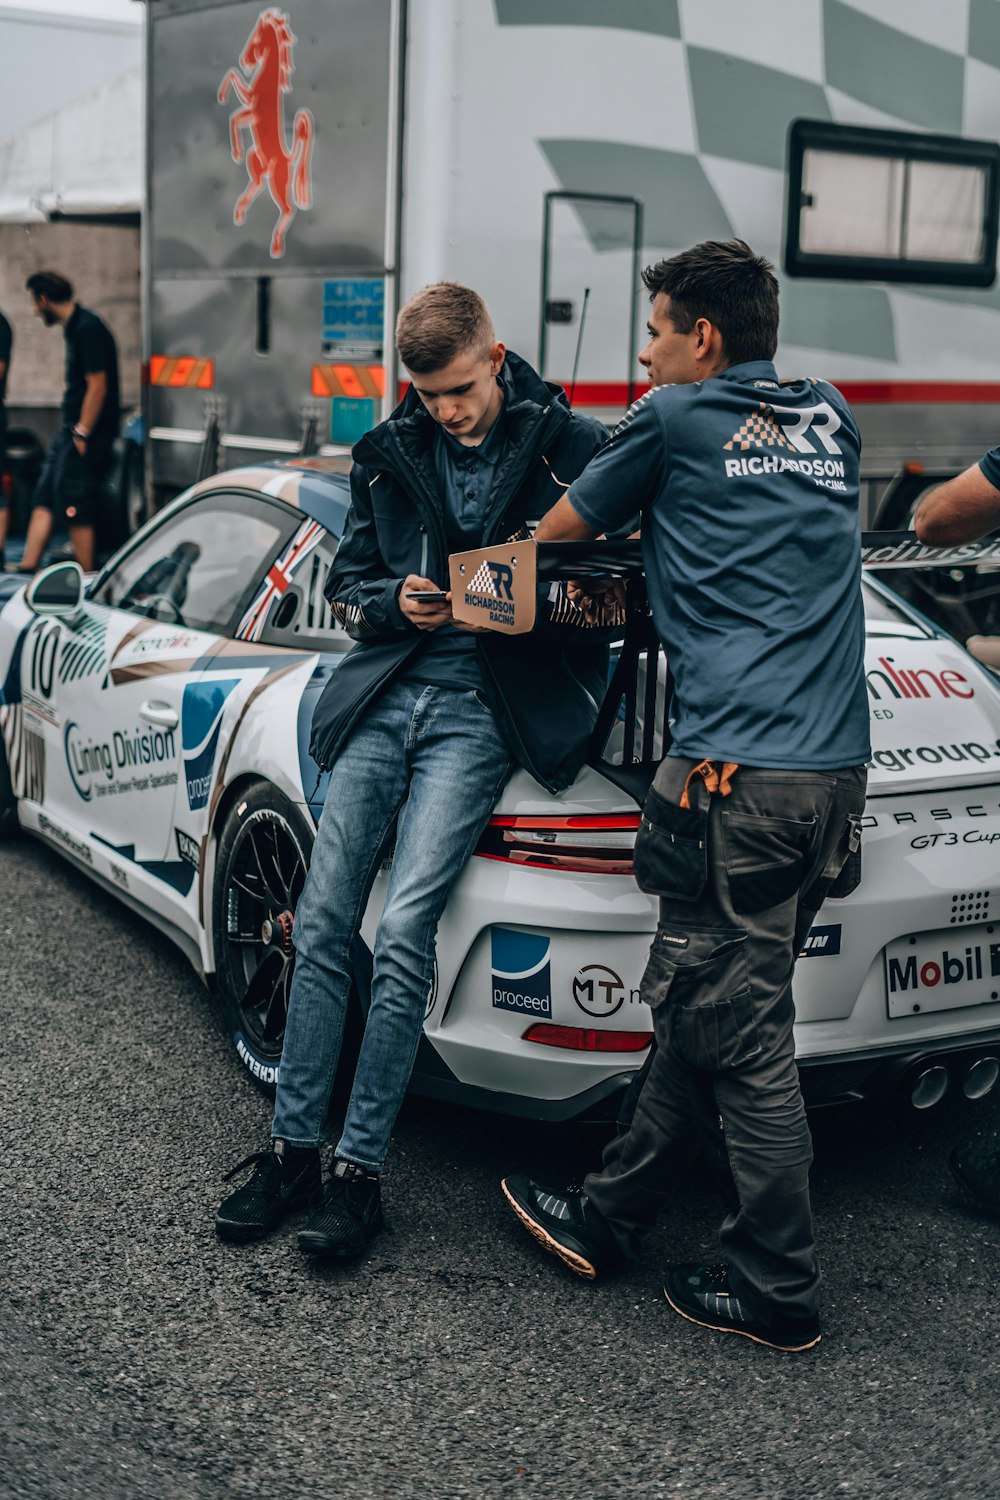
[405, 589, 449, 602]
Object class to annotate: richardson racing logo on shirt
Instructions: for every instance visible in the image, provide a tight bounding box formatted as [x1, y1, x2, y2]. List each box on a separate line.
[722, 401, 847, 491]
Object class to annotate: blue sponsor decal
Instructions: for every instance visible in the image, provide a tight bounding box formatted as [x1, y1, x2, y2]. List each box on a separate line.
[92, 833, 195, 896]
[181, 678, 240, 810]
[491, 927, 552, 1018]
[799, 924, 842, 958]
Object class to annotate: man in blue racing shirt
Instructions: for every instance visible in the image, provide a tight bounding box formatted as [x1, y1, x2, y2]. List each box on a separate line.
[502, 240, 871, 1353]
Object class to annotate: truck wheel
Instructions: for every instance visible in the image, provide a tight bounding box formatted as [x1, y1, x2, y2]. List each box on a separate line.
[211, 782, 362, 1099]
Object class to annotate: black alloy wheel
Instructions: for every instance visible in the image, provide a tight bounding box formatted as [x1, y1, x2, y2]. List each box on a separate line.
[213, 783, 314, 1093]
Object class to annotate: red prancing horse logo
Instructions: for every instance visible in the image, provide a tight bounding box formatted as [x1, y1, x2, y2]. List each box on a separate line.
[217, 8, 315, 259]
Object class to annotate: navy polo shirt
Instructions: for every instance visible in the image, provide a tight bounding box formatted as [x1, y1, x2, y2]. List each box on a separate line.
[403, 400, 507, 694]
[568, 361, 871, 769]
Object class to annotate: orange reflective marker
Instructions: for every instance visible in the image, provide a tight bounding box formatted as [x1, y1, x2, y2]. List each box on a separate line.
[149, 356, 215, 389]
[311, 364, 385, 399]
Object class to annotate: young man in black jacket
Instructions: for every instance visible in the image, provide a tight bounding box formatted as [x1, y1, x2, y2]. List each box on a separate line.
[216, 282, 610, 1256]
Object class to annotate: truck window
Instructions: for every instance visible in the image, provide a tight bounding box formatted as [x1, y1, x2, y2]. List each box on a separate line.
[785, 119, 1000, 288]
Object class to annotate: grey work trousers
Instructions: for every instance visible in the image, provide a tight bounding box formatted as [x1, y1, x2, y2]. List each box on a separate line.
[585, 757, 868, 1327]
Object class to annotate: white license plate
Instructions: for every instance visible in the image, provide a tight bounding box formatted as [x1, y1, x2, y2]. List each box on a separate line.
[885, 924, 1000, 1018]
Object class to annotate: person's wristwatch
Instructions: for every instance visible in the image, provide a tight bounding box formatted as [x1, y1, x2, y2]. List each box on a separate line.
[72, 423, 89, 445]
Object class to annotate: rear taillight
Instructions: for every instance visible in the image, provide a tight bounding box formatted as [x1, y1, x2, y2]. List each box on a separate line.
[522, 1023, 653, 1052]
[474, 814, 639, 874]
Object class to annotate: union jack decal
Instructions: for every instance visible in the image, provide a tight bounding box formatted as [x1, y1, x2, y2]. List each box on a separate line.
[236, 519, 325, 641]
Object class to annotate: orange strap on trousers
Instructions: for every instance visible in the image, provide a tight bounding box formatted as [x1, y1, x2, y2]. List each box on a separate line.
[679, 759, 740, 810]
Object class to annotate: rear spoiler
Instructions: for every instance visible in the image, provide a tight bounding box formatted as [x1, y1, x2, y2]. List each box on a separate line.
[446, 530, 1000, 800]
[449, 532, 1000, 636]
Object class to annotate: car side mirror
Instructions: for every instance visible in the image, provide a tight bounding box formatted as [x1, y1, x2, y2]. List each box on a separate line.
[26, 561, 85, 621]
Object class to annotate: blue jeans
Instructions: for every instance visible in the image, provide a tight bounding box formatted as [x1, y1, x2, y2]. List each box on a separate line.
[272, 680, 511, 1171]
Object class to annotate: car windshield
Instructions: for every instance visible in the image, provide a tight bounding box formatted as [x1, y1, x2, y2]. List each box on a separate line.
[91, 493, 291, 633]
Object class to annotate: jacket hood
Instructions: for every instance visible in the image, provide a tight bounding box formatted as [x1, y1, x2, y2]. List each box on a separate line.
[352, 350, 570, 467]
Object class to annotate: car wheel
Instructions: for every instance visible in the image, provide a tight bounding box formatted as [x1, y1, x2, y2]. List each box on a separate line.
[212, 782, 362, 1098]
[213, 783, 315, 1093]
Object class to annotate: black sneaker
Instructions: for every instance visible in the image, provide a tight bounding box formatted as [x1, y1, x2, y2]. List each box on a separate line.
[297, 1159, 384, 1259]
[215, 1140, 322, 1243]
[664, 1263, 822, 1352]
[500, 1175, 619, 1280]
[950, 1137, 1000, 1215]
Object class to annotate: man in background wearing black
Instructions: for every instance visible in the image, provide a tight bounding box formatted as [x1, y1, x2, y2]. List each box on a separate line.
[0, 270, 119, 574]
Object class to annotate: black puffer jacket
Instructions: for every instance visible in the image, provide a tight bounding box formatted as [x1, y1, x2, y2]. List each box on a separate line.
[309, 352, 612, 793]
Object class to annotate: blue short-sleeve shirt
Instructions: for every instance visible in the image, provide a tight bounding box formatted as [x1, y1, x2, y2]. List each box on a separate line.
[568, 361, 871, 770]
[979, 444, 1000, 490]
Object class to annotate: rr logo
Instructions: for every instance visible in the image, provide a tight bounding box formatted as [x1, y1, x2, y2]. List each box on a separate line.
[772, 401, 843, 455]
[217, 8, 315, 258]
[488, 562, 514, 601]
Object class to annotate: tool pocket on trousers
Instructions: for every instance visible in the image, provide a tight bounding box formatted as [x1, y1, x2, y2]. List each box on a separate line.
[802, 812, 864, 910]
[721, 809, 817, 914]
[633, 782, 708, 902]
[641, 925, 760, 1071]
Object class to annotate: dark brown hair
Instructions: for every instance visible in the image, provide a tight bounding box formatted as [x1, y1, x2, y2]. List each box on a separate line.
[642, 240, 779, 364]
[26, 270, 74, 303]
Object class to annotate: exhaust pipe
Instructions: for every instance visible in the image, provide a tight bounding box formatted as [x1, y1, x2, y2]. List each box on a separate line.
[962, 1056, 1000, 1100]
[909, 1065, 950, 1110]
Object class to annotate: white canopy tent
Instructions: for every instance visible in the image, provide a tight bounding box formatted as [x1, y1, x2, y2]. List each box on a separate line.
[0, 62, 141, 221]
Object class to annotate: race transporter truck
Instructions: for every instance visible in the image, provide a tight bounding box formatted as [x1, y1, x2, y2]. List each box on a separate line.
[146, 0, 1000, 517]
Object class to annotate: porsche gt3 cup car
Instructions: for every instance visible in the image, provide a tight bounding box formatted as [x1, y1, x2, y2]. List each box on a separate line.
[2, 459, 1000, 1119]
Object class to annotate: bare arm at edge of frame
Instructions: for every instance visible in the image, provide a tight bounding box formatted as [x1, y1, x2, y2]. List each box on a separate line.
[914, 465, 1000, 546]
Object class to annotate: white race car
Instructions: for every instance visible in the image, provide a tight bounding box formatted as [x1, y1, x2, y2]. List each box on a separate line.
[2, 460, 999, 1119]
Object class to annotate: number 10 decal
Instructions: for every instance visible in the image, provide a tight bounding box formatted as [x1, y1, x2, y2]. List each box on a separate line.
[27, 620, 60, 701]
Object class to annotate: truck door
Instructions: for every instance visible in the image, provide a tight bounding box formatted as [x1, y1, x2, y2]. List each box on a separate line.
[539, 192, 644, 410]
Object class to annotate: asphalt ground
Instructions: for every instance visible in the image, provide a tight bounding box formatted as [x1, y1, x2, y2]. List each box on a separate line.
[2, 834, 999, 1500]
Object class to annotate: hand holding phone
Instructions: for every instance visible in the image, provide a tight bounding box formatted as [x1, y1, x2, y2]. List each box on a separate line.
[399, 575, 453, 631]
